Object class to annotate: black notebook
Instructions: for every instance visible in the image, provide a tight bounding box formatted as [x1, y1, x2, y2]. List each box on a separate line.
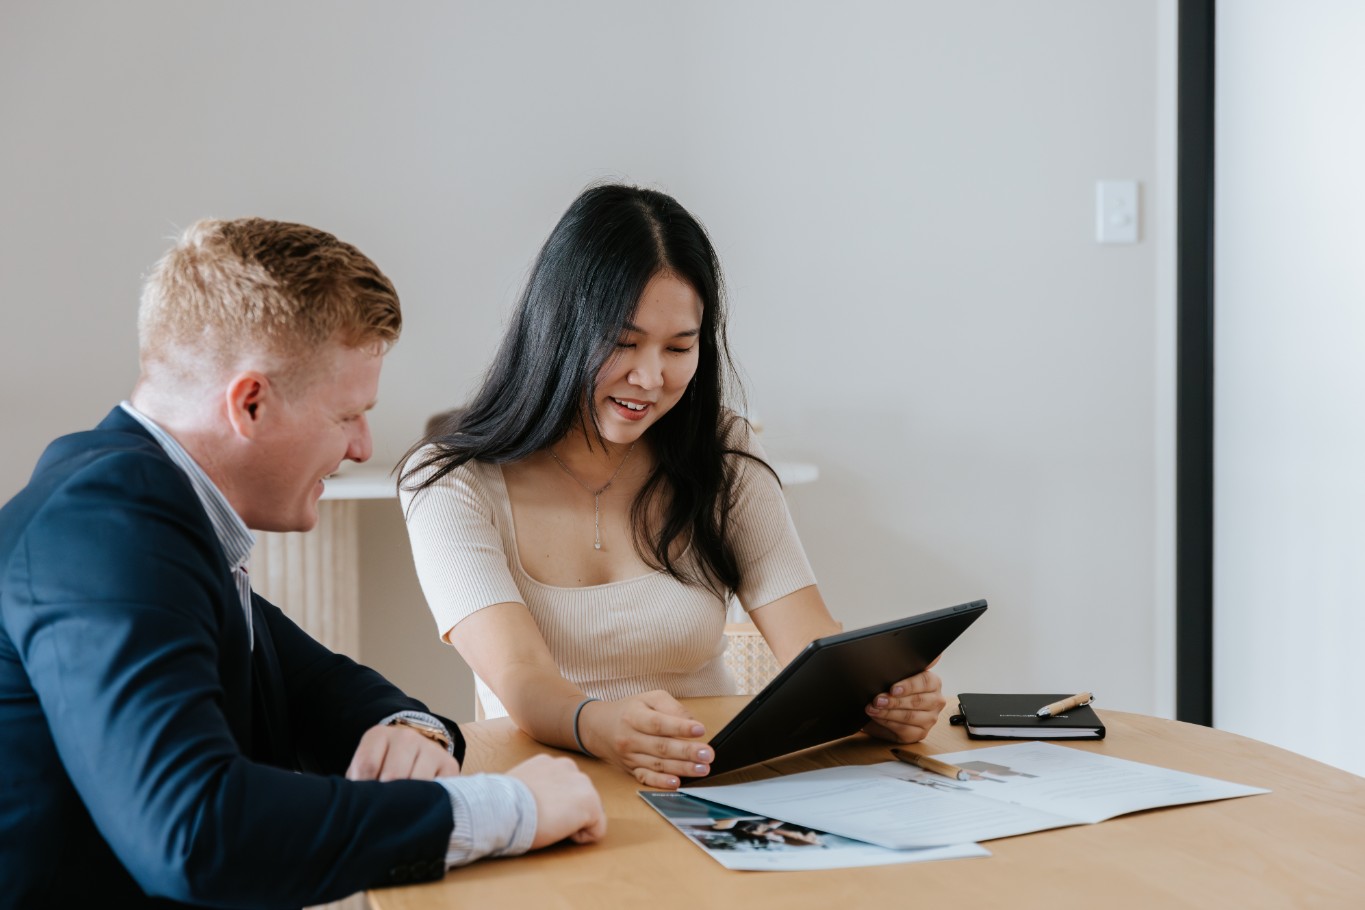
[953, 693, 1106, 740]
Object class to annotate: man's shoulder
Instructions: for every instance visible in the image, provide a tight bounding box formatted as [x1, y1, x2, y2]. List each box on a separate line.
[1, 416, 229, 630]
[30, 407, 156, 469]
[1, 413, 199, 558]
[35, 420, 186, 500]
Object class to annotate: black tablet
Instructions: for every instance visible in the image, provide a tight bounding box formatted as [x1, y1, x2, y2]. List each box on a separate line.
[700, 599, 987, 777]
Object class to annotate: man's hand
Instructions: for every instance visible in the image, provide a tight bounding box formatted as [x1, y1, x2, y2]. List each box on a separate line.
[506, 755, 607, 848]
[345, 723, 462, 782]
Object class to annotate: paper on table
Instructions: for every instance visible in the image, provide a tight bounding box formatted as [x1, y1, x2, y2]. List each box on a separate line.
[639, 791, 989, 871]
[682, 741, 1269, 850]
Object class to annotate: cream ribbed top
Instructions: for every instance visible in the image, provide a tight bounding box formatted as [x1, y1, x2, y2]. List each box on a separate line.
[401, 434, 816, 718]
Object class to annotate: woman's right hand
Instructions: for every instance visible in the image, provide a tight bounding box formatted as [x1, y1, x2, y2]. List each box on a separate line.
[435, 604, 714, 788]
[577, 690, 713, 789]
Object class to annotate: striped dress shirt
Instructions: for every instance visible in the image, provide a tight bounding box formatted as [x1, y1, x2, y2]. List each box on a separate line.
[116, 401, 535, 865]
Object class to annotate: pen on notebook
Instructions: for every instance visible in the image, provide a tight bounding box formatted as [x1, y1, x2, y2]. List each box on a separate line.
[1035, 692, 1094, 718]
[891, 748, 976, 782]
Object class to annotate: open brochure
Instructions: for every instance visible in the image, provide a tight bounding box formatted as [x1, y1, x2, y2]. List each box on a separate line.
[639, 791, 988, 871]
[682, 741, 1269, 849]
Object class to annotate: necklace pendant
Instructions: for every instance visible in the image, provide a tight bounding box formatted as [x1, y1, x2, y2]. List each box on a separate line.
[549, 442, 636, 554]
[593, 493, 602, 550]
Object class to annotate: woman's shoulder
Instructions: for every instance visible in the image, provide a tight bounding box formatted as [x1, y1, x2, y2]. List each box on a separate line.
[718, 409, 761, 452]
[399, 445, 504, 506]
[719, 412, 784, 474]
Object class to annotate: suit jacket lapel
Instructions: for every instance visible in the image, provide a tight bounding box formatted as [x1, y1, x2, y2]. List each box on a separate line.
[95, 406, 261, 755]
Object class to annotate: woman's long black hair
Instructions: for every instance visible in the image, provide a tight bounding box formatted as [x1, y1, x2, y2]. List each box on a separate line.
[400, 183, 771, 598]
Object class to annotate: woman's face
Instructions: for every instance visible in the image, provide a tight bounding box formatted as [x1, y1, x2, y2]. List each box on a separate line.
[591, 271, 703, 445]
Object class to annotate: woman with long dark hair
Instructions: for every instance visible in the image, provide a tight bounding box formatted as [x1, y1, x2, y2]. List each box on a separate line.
[400, 184, 944, 789]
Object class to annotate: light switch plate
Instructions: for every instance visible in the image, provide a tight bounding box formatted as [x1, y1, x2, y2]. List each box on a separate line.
[1096, 179, 1140, 244]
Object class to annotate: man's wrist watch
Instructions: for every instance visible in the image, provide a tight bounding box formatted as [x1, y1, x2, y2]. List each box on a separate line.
[390, 716, 453, 752]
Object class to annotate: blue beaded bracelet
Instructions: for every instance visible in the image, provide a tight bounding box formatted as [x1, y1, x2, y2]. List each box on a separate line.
[572, 697, 600, 756]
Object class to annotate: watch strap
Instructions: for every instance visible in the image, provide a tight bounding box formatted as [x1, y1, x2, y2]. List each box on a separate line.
[388, 713, 454, 753]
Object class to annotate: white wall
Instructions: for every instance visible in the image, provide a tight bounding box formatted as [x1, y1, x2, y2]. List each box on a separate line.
[1, 2, 1170, 724]
[1215, 2, 1365, 776]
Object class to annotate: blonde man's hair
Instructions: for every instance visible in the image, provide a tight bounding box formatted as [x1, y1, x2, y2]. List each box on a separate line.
[138, 218, 401, 387]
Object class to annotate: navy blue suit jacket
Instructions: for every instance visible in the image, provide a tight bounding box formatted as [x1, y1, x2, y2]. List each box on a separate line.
[0, 409, 462, 908]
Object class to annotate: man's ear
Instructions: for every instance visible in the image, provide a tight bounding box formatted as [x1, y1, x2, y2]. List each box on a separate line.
[225, 371, 272, 440]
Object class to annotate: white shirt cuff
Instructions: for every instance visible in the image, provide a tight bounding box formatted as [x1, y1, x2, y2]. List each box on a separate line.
[436, 774, 538, 866]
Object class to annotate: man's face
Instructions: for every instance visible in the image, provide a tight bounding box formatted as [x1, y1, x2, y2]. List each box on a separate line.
[242, 342, 382, 532]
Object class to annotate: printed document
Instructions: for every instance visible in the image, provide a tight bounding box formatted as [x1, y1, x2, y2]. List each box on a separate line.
[640, 791, 988, 871]
[683, 741, 1269, 849]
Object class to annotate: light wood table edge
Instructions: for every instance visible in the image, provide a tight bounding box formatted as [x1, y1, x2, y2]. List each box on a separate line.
[370, 698, 1365, 910]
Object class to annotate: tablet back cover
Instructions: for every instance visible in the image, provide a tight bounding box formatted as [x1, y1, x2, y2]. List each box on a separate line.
[704, 599, 986, 776]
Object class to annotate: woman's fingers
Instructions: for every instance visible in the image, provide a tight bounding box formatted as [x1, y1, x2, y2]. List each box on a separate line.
[631, 690, 706, 737]
[626, 752, 711, 789]
[617, 722, 713, 785]
[585, 692, 713, 786]
[622, 697, 712, 785]
[863, 668, 947, 742]
[632, 765, 684, 790]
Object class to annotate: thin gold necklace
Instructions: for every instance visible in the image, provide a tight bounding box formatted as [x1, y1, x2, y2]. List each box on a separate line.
[548, 442, 637, 550]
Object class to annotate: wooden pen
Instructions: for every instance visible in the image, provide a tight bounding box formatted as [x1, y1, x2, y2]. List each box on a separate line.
[891, 748, 975, 782]
[1036, 692, 1094, 718]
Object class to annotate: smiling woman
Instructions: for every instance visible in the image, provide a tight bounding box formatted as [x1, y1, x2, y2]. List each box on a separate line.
[596, 272, 702, 429]
[397, 184, 948, 791]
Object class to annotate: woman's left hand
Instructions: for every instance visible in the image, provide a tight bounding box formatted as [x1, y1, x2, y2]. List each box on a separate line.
[746, 588, 947, 743]
[861, 667, 946, 743]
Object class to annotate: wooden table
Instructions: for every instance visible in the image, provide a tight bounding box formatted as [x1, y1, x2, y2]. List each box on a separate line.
[369, 697, 1365, 909]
